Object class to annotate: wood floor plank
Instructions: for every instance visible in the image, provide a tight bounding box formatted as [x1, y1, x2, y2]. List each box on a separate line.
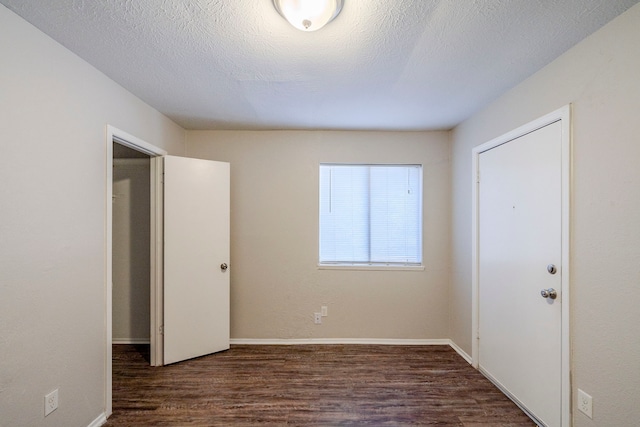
[105, 344, 535, 426]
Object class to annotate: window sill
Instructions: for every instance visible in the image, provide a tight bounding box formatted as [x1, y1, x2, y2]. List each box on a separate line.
[317, 264, 425, 271]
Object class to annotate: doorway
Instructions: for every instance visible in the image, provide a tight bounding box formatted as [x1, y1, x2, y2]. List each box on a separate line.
[112, 143, 151, 356]
[105, 126, 231, 419]
[105, 126, 167, 417]
[471, 106, 571, 426]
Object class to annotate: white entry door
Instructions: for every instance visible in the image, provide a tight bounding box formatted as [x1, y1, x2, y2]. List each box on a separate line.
[478, 121, 563, 426]
[163, 155, 230, 365]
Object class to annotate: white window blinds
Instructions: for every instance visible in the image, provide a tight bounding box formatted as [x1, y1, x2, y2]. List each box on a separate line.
[319, 164, 422, 265]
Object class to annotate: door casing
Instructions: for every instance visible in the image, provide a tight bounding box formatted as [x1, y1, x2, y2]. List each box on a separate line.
[105, 125, 167, 417]
[470, 105, 571, 426]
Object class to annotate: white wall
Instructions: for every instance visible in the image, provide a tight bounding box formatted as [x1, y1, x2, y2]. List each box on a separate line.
[450, 4, 640, 426]
[186, 130, 451, 341]
[0, 5, 184, 427]
[112, 159, 151, 343]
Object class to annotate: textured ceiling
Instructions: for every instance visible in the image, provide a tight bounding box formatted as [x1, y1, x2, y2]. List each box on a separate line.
[2, 0, 638, 130]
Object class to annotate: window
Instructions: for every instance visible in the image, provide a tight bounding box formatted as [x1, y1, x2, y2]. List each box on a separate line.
[319, 164, 422, 266]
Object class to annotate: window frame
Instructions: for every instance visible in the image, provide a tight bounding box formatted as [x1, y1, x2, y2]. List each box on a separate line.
[318, 163, 424, 271]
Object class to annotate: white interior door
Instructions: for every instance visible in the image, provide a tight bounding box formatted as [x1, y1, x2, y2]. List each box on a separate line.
[163, 155, 230, 365]
[478, 121, 562, 426]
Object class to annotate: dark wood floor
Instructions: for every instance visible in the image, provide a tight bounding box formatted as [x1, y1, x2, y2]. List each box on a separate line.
[106, 344, 534, 426]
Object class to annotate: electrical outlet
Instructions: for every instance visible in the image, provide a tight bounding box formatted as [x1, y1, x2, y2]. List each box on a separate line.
[321, 306, 328, 317]
[44, 389, 58, 417]
[577, 389, 593, 419]
[314, 312, 322, 324]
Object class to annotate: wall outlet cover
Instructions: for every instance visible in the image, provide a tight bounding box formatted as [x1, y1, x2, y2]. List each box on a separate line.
[577, 389, 593, 419]
[45, 389, 58, 416]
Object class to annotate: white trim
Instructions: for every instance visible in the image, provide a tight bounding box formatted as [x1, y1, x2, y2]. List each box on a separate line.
[149, 157, 164, 366]
[449, 340, 472, 365]
[108, 125, 167, 157]
[560, 106, 573, 427]
[105, 125, 166, 419]
[105, 135, 113, 418]
[230, 338, 451, 346]
[87, 412, 107, 427]
[112, 339, 151, 345]
[470, 105, 571, 426]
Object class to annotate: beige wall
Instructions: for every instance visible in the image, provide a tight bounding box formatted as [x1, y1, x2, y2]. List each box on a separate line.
[4, 0, 639, 424]
[450, 4, 640, 426]
[0, 5, 184, 427]
[112, 159, 151, 343]
[186, 130, 451, 340]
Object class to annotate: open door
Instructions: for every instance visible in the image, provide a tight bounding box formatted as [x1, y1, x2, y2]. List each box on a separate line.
[163, 155, 230, 365]
[106, 126, 231, 416]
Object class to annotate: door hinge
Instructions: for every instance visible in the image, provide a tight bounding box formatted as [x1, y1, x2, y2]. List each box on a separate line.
[476, 170, 480, 184]
[159, 325, 164, 335]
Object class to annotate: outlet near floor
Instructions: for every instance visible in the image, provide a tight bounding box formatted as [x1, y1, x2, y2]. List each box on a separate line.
[44, 389, 58, 416]
[577, 389, 593, 419]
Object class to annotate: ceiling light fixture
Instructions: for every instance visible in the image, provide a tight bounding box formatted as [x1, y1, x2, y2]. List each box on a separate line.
[273, 0, 344, 32]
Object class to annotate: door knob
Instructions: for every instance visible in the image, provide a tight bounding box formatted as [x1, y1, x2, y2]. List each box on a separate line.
[220, 263, 228, 271]
[540, 288, 557, 300]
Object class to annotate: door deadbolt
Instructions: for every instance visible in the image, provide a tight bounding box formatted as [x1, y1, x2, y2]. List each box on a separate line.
[547, 264, 557, 275]
[220, 263, 228, 271]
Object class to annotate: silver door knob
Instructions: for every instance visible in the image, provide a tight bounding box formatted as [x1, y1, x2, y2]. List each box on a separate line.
[547, 264, 557, 275]
[220, 263, 228, 271]
[540, 288, 557, 299]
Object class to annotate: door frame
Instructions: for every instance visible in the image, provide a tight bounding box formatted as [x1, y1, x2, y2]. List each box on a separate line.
[105, 125, 166, 417]
[471, 105, 571, 425]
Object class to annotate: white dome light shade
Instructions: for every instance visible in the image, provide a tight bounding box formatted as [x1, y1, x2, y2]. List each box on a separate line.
[273, 0, 344, 32]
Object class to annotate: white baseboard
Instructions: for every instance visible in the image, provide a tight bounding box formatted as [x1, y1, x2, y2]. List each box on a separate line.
[448, 340, 472, 364]
[230, 338, 451, 346]
[112, 338, 150, 345]
[88, 412, 107, 427]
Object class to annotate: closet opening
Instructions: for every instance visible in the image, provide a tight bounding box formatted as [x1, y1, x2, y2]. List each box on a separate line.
[112, 142, 151, 363]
